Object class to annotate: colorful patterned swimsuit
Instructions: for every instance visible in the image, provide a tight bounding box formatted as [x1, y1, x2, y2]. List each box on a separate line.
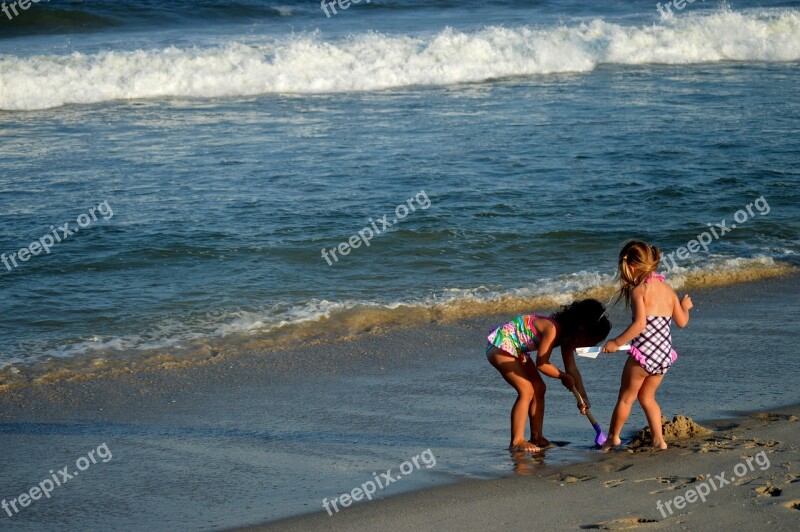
[628, 273, 678, 375]
[486, 314, 558, 364]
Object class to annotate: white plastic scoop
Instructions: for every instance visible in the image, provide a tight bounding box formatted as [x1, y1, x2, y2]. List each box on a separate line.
[575, 344, 631, 359]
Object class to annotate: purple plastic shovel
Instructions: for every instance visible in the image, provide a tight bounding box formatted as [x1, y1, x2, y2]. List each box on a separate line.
[572, 389, 608, 447]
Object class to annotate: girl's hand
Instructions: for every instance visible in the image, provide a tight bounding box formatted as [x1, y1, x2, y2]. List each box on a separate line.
[602, 340, 619, 353]
[559, 373, 575, 391]
[577, 400, 590, 415]
[681, 294, 693, 311]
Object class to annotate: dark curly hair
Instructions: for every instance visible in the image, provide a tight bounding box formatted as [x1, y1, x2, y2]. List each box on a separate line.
[551, 299, 611, 345]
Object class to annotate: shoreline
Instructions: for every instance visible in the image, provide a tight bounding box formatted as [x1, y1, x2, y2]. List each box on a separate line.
[0, 259, 793, 393]
[239, 403, 800, 530]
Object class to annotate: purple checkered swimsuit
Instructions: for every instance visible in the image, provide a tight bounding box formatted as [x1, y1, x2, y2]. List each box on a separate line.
[628, 315, 677, 375]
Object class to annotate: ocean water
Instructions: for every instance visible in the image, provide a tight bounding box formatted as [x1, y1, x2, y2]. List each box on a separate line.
[1, 1, 799, 380]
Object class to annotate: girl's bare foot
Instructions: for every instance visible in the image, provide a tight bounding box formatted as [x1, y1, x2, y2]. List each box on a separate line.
[600, 436, 622, 453]
[530, 436, 552, 448]
[510, 440, 541, 452]
[651, 439, 668, 450]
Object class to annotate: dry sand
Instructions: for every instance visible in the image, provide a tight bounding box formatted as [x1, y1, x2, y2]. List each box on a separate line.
[243, 406, 800, 531]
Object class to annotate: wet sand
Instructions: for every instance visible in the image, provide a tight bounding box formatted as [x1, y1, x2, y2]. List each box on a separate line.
[243, 406, 800, 531]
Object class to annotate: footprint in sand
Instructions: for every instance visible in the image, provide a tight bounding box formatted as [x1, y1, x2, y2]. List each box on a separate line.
[755, 484, 783, 497]
[636, 475, 696, 494]
[699, 440, 737, 453]
[580, 517, 658, 530]
[757, 413, 799, 422]
[635, 475, 679, 485]
[783, 500, 800, 510]
[552, 473, 595, 483]
[603, 463, 634, 473]
[743, 439, 780, 449]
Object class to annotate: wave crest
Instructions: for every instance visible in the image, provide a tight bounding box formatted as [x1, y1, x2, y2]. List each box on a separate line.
[2, 8, 799, 111]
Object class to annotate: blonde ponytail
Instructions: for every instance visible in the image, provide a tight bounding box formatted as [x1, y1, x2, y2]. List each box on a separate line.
[615, 241, 661, 307]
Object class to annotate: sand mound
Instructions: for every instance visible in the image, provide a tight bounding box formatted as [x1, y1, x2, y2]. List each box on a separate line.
[630, 415, 712, 447]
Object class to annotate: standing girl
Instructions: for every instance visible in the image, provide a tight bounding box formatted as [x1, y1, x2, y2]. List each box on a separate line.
[486, 299, 611, 452]
[601, 241, 693, 451]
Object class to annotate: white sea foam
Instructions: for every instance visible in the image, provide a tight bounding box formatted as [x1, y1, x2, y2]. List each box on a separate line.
[1, 9, 799, 111]
[4, 254, 786, 370]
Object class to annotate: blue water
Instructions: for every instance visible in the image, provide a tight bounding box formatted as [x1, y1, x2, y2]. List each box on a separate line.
[1, 1, 799, 375]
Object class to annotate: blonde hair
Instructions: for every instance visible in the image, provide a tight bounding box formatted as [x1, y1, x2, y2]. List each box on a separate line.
[616, 241, 661, 307]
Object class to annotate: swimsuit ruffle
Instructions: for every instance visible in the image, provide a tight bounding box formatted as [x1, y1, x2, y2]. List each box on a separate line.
[628, 344, 677, 375]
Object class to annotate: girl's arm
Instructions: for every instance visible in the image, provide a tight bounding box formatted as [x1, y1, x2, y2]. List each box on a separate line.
[561, 345, 590, 413]
[672, 289, 693, 328]
[602, 288, 647, 352]
[535, 323, 575, 390]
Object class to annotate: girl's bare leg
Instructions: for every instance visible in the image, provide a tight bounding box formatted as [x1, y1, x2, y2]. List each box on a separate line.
[638, 374, 667, 449]
[487, 347, 541, 452]
[522, 360, 550, 447]
[601, 357, 648, 452]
